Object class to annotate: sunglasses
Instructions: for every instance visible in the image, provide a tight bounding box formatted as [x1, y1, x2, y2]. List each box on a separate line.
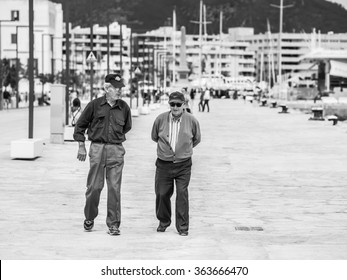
[169, 102, 183, 107]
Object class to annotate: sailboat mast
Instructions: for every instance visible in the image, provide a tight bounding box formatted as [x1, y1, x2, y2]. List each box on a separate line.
[218, 10, 223, 76]
[199, 0, 203, 88]
[172, 8, 176, 86]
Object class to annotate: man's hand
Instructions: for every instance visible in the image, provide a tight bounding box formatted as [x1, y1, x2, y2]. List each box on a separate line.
[77, 142, 87, 161]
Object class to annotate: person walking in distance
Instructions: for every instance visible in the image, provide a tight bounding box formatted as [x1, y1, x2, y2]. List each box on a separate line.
[73, 74, 132, 236]
[151, 91, 201, 236]
[182, 87, 191, 113]
[202, 88, 210, 112]
[198, 88, 205, 112]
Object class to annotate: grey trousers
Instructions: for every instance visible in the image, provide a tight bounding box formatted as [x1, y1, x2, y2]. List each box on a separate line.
[84, 143, 125, 228]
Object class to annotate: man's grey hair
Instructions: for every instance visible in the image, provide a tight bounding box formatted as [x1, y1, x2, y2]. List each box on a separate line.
[104, 82, 113, 91]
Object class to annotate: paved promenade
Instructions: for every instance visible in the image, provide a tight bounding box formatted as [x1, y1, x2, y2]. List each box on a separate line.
[0, 98, 347, 260]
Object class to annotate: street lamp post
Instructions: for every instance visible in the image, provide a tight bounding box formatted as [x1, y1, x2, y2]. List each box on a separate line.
[134, 66, 141, 108]
[28, 0, 34, 138]
[120, 23, 123, 75]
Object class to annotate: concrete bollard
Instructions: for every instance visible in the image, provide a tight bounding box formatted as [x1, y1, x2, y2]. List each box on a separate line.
[278, 104, 289, 114]
[327, 115, 338, 125]
[270, 101, 277, 108]
[260, 99, 267, 106]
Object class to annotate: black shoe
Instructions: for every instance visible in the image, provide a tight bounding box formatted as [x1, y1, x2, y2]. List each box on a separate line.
[84, 220, 94, 231]
[157, 225, 166, 232]
[108, 226, 120, 236]
[179, 231, 188, 236]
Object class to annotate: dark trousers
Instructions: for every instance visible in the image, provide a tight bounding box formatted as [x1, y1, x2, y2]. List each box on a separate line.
[198, 100, 204, 111]
[84, 143, 125, 228]
[202, 100, 210, 112]
[155, 158, 192, 232]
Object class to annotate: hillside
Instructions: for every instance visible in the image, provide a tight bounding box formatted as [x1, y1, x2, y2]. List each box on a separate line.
[51, 0, 347, 34]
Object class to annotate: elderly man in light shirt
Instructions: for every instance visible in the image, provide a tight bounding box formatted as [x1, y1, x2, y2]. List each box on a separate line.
[151, 91, 201, 236]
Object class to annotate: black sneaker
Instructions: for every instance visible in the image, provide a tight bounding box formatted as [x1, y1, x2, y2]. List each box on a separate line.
[84, 220, 94, 231]
[157, 225, 166, 232]
[179, 231, 188, 236]
[108, 226, 120, 236]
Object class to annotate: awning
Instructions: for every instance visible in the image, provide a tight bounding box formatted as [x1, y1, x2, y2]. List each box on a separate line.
[330, 60, 347, 78]
[300, 48, 347, 62]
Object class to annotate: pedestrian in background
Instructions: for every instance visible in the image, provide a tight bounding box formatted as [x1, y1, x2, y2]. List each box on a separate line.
[202, 88, 210, 112]
[3, 90, 11, 109]
[73, 73, 132, 236]
[198, 88, 205, 112]
[182, 87, 191, 113]
[189, 88, 196, 112]
[151, 91, 201, 236]
[70, 97, 82, 126]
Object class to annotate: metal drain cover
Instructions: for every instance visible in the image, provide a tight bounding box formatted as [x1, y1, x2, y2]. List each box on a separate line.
[235, 226, 264, 231]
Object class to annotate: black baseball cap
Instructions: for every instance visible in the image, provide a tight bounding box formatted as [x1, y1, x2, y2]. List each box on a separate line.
[169, 91, 185, 103]
[105, 74, 125, 88]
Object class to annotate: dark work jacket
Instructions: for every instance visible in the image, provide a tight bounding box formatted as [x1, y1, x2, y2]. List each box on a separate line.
[73, 96, 132, 144]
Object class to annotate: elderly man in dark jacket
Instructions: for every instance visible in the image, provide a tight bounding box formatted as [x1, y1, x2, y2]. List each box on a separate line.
[74, 74, 132, 236]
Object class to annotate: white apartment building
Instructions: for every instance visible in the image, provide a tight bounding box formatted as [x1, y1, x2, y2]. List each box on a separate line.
[237, 28, 347, 85]
[62, 22, 132, 90]
[0, 0, 63, 78]
[135, 26, 256, 89]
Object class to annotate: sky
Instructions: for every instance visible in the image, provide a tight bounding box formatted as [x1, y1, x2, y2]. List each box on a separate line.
[329, 0, 347, 9]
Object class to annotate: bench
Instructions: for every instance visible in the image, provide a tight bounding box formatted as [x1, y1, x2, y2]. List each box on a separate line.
[309, 107, 324, 121]
[278, 104, 289, 114]
[327, 115, 338, 125]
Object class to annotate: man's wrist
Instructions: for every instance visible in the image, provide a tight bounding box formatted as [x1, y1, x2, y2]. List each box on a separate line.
[78, 141, 85, 146]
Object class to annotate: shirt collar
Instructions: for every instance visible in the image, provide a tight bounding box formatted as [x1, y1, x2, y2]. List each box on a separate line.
[170, 111, 183, 122]
[100, 95, 123, 109]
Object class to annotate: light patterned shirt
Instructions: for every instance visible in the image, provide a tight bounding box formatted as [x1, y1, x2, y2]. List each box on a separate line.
[169, 113, 182, 152]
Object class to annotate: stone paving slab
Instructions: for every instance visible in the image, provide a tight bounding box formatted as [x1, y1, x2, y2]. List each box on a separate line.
[0, 99, 347, 260]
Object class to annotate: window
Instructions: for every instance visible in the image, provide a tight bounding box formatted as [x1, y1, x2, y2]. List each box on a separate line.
[11, 34, 17, 44]
[11, 10, 20, 21]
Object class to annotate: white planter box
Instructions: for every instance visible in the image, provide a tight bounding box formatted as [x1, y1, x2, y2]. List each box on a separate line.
[64, 126, 75, 141]
[131, 109, 139, 117]
[149, 104, 156, 111]
[10, 138, 45, 159]
[140, 106, 150, 115]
